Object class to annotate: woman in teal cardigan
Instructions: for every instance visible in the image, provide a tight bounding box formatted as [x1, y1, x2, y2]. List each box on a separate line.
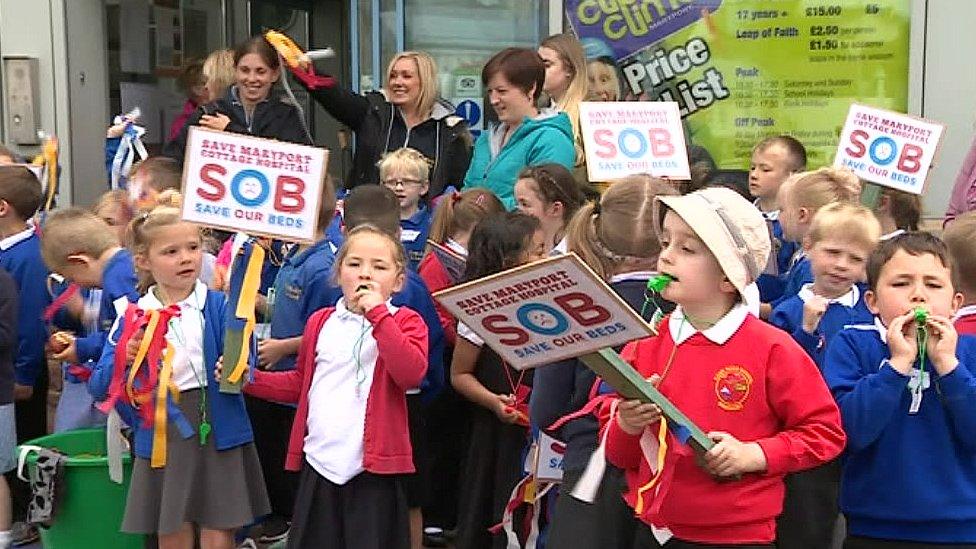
[462, 48, 576, 209]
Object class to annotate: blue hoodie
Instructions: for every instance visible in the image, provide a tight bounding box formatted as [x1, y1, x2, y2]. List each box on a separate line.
[462, 110, 575, 209]
[770, 283, 873, 368]
[823, 323, 976, 543]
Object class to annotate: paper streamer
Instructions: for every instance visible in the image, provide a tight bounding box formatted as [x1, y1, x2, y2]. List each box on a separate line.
[221, 239, 264, 392]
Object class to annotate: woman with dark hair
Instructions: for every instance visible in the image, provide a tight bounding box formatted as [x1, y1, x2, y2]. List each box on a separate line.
[164, 36, 311, 162]
[462, 48, 575, 210]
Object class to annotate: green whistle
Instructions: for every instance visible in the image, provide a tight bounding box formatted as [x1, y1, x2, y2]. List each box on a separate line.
[647, 274, 673, 293]
[913, 307, 929, 325]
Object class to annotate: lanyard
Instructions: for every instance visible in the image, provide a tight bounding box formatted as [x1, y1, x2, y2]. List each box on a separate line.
[163, 288, 211, 445]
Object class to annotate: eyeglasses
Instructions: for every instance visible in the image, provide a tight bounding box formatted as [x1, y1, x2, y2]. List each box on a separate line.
[382, 178, 424, 189]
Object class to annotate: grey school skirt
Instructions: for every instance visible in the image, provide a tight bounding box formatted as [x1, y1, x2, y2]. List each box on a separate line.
[121, 389, 271, 535]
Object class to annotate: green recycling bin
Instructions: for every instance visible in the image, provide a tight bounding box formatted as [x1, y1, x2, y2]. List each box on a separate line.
[18, 428, 143, 549]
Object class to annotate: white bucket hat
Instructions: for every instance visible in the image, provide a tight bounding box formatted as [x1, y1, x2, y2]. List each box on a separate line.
[654, 187, 771, 298]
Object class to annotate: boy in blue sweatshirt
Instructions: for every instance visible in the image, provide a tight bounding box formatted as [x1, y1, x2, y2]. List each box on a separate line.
[749, 135, 805, 304]
[772, 203, 880, 367]
[40, 208, 140, 367]
[772, 202, 880, 548]
[379, 148, 434, 271]
[824, 232, 976, 546]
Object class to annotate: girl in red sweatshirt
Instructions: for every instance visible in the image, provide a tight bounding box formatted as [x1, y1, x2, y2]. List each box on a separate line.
[244, 224, 429, 549]
[603, 188, 845, 548]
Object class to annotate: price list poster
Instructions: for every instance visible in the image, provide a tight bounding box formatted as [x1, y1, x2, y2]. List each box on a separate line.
[567, 0, 910, 169]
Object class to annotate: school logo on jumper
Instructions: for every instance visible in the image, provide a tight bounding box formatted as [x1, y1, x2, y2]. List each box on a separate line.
[714, 366, 753, 411]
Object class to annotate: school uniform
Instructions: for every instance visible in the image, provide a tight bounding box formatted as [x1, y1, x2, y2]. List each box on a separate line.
[604, 306, 846, 546]
[771, 251, 813, 309]
[530, 273, 673, 549]
[824, 323, 976, 545]
[245, 300, 429, 549]
[0, 269, 18, 474]
[73, 248, 140, 363]
[401, 206, 433, 272]
[955, 305, 976, 336]
[770, 283, 872, 548]
[754, 207, 799, 304]
[417, 239, 466, 346]
[454, 323, 534, 549]
[90, 281, 269, 534]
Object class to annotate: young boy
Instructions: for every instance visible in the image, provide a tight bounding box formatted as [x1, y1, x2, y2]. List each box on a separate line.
[378, 148, 433, 271]
[605, 187, 846, 547]
[944, 212, 976, 335]
[126, 156, 181, 208]
[770, 202, 880, 549]
[749, 135, 806, 303]
[246, 176, 338, 545]
[771, 203, 880, 366]
[39, 208, 140, 367]
[824, 232, 976, 546]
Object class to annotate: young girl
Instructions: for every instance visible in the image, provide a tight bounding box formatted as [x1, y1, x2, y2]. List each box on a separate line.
[768, 167, 862, 314]
[538, 34, 588, 170]
[875, 187, 922, 239]
[89, 207, 269, 549]
[514, 164, 586, 255]
[243, 224, 429, 549]
[530, 176, 676, 549]
[453, 212, 545, 549]
[605, 187, 845, 547]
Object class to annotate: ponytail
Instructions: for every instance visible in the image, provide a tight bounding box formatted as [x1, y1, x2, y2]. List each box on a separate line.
[426, 189, 504, 254]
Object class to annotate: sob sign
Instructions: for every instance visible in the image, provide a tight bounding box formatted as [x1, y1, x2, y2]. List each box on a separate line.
[180, 126, 329, 242]
[434, 253, 654, 370]
[579, 101, 690, 182]
[833, 103, 944, 195]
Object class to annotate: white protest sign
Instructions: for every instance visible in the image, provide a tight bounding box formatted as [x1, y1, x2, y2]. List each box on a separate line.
[180, 126, 329, 242]
[579, 101, 690, 182]
[435, 253, 654, 370]
[833, 103, 944, 195]
[533, 433, 566, 483]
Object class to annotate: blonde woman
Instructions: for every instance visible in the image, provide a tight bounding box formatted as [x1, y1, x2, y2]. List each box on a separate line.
[538, 34, 588, 168]
[301, 51, 472, 196]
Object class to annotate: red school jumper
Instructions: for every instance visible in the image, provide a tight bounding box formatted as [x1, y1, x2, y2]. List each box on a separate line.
[956, 305, 976, 336]
[604, 308, 846, 545]
[245, 303, 429, 473]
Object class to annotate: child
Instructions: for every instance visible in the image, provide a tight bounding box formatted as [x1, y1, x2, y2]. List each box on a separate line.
[823, 232, 976, 546]
[771, 203, 880, 366]
[514, 163, 586, 255]
[379, 148, 433, 271]
[40, 208, 140, 367]
[127, 156, 182, 207]
[875, 188, 922, 240]
[0, 268, 18, 549]
[531, 176, 676, 549]
[944, 212, 976, 335]
[244, 224, 429, 549]
[416, 187, 503, 545]
[89, 207, 269, 547]
[767, 167, 863, 315]
[453, 211, 546, 549]
[247, 176, 337, 545]
[769, 202, 879, 549]
[749, 135, 806, 304]
[93, 189, 133, 245]
[604, 186, 846, 547]
[0, 167, 50, 448]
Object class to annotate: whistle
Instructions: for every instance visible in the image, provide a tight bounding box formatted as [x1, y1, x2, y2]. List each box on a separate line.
[647, 274, 674, 293]
[913, 307, 929, 325]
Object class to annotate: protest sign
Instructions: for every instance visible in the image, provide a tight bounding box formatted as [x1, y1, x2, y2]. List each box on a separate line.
[580, 101, 690, 182]
[434, 253, 654, 370]
[180, 126, 329, 242]
[833, 103, 944, 195]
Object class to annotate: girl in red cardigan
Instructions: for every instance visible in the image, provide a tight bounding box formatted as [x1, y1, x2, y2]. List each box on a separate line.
[243, 224, 429, 549]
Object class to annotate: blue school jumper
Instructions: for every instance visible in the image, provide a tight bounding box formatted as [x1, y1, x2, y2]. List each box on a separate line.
[401, 206, 433, 272]
[823, 324, 976, 543]
[74, 249, 140, 364]
[0, 228, 50, 386]
[770, 283, 873, 368]
[268, 238, 337, 371]
[89, 288, 255, 458]
[755, 209, 798, 303]
[771, 250, 813, 309]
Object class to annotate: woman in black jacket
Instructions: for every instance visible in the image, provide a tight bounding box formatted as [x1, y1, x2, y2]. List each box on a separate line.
[165, 35, 312, 162]
[299, 51, 472, 195]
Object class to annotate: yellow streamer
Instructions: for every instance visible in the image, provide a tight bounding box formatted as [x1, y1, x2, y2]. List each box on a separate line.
[150, 343, 176, 468]
[32, 136, 58, 211]
[634, 418, 669, 516]
[227, 244, 265, 384]
[264, 30, 307, 70]
[126, 310, 160, 404]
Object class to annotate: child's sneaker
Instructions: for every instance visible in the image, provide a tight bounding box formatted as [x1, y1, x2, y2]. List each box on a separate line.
[258, 516, 290, 544]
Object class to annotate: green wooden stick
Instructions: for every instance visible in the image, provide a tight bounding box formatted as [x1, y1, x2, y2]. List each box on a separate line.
[579, 348, 715, 453]
[860, 183, 883, 209]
